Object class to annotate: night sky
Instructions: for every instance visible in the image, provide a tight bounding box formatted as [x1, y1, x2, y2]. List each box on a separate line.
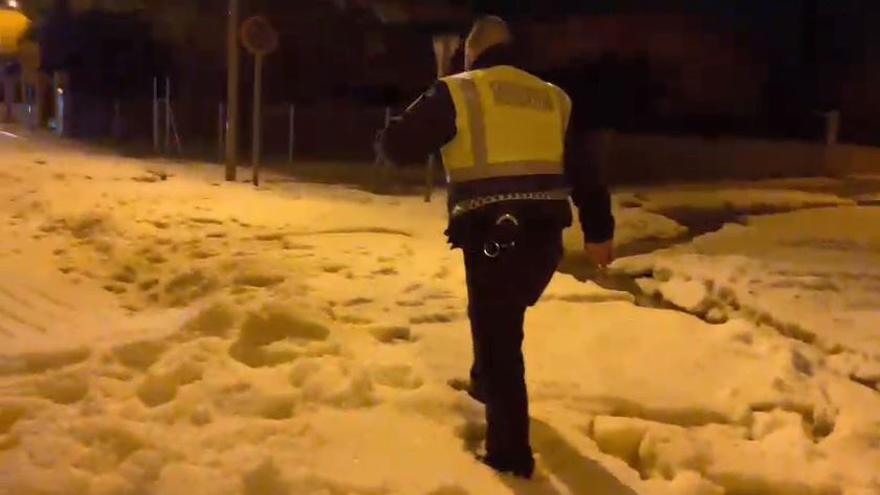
[470, 0, 877, 66]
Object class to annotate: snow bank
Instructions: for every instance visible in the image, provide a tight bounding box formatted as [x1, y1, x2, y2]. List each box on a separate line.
[609, 205, 880, 492]
[628, 189, 855, 213]
[615, 207, 880, 357]
[563, 203, 688, 255]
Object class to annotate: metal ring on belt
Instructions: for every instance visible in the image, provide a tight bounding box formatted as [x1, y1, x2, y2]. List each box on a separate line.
[483, 241, 502, 258]
[482, 213, 521, 258]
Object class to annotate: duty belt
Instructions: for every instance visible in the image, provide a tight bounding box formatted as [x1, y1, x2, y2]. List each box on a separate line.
[450, 189, 571, 218]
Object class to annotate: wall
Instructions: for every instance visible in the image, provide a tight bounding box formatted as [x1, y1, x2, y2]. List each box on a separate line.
[523, 14, 767, 121]
[827, 144, 880, 176]
[596, 132, 880, 184]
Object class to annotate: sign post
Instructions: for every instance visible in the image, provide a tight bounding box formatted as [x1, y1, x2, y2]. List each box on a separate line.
[251, 54, 264, 184]
[152, 77, 160, 152]
[226, 0, 241, 181]
[241, 15, 279, 187]
[288, 104, 295, 165]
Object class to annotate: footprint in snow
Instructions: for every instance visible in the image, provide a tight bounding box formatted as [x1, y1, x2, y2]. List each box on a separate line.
[410, 312, 459, 324]
[136, 362, 204, 407]
[368, 325, 414, 344]
[341, 297, 372, 307]
[371, 364, 424, 390]
[103, 284, 128, 294]
[189, 217, 224, 225]
[190, 250, 219, 260]
[253, 232, 286, 242]
[233, 271, 286, 288]
[397, 299, 425, 308]
[321, 263, 347, 274]
[229, 306, 330, 368]
[336, 314, 374, 325]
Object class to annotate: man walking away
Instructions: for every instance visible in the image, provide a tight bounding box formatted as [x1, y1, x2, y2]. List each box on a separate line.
[376, 16, 615, 479]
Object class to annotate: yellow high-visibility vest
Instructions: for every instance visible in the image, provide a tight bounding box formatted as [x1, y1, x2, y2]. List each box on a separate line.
[440, 66, 571, 184]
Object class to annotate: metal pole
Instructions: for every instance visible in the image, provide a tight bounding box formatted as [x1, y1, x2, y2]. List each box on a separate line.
[225, 0, 241, 181]
[20, 82, 29, 126]
[53, 72, 65, 136]
[164, 77, 171, 154]
[252, 54, 264, 186]
[152, 77, 159, 152]
[424, 154, 435, 202]
[112, 98, 121, 140]
[218, 102, 226, 162]
[24, 83, 33, 128]
[35, 75, 46, 129]
[170, 108, 183, 154]
[1, 76, 12, 123]
[373, 106, 393, 192]
[288, 103, 295, 165]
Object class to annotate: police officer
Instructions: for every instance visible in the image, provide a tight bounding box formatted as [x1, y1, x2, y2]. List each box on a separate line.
[377, 16, 615, 479]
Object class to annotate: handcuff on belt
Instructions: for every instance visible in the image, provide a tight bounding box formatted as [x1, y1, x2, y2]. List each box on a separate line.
[483, 213, 519, 258]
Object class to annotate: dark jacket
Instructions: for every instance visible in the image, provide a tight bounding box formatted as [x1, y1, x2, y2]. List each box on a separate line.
[378, 44, 615, 246]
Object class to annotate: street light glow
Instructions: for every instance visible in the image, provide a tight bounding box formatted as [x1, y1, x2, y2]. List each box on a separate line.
[7, 0, 19, 9]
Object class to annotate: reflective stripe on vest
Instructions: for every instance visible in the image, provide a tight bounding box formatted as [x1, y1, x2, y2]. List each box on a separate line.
[440, 67, 569, 184]
[459, 77, 489, 169]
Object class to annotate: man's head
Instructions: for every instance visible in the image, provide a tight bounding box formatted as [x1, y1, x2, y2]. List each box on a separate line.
[465, 16, 513, 70]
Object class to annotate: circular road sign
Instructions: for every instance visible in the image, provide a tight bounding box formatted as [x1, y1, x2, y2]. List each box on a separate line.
[241, 16, 279, 56]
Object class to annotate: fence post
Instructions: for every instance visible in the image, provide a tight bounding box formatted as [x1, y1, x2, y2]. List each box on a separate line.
[20, 82, 30, 127]
[424, 154, 435, 202]
[373, 106, 393, 193]
[152, 77, 159, 153]
[824, 110, 841, 176]
[251, 54, 264, 186]
[225, 0, 241, 181]
[112, 98, 121, 140]
[1, 76, 12, 124]
[218, 103, 226, 163]
[34, 75, 46, 130]
[288, 103, 295, 165]
[164, 77, 172, 155]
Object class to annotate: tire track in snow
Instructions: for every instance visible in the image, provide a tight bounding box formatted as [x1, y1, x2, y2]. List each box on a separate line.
[0, 281, 82, 336]
[0, 268, 117, 355]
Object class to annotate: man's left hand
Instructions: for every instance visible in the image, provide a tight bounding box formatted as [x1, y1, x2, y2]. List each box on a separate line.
[585, 240, 614, 268]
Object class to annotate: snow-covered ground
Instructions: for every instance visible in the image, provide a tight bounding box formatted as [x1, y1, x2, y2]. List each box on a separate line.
[614, 205, 880, 384]
[1, 131, 879, 495]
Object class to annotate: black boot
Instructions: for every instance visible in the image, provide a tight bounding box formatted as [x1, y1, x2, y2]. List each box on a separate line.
[467, 385, 486, 405]
[447, 378, 486, 404]
[477, 453, 535, 479]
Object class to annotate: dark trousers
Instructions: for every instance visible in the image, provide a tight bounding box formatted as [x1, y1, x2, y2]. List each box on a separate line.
[463, 225, 563, 464]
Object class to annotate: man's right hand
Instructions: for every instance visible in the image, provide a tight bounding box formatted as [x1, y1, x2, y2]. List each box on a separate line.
[432, 34, 461, 77]
[585, 240, 614, 268]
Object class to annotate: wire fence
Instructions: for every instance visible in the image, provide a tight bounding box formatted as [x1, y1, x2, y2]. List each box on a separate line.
[260, 102, 391, 163]
[40, 85, 400, 165]
[149, 98, 397, 164]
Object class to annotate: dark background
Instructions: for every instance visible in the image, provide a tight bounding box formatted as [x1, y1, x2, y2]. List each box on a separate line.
[18, 0, 880, 159]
